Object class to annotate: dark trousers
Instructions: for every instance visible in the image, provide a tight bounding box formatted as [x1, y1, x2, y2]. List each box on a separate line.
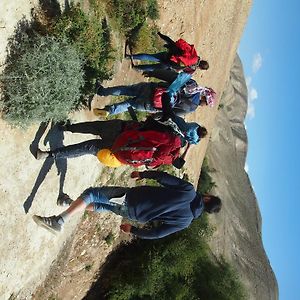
[50, 120, 124, 159]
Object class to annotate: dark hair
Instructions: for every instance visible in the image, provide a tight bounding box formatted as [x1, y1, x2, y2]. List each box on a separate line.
[204, 196, 222, 214]
[198, 60, 209, 70]
[197, 126, 208, 138]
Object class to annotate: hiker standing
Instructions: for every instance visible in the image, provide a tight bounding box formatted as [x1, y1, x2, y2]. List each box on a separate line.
[34, 118, 207, 168]
[93, 79, 216, 117]
[33, 171, 222, 239]
[127, 32, 209, 74]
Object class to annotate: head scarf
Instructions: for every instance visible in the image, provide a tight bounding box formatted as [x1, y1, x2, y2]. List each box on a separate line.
[183, 86, 216, 107]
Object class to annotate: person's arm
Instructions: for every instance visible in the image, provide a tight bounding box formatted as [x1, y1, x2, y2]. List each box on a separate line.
[157, 32, 176, 46]
[167, 72, 192, 99]
[181, 143, 191, 161]
[157, 32, 184, 56]
[171, 107, 188, 116]
[132, 170, 194, 191]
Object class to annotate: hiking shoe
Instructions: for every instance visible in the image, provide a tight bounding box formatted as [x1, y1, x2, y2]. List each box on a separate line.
[95, 79, 104, 95]
[36, 149, 50, 160]
[93, 108, 109, 117]
[57, 193, 73, 207]
[32, 215, 62, 235]
[56, 120, 71, 131]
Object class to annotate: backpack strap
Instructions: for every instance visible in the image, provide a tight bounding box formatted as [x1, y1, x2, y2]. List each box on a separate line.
[125, 158, 154, 165]
[118, 146, 157, 151]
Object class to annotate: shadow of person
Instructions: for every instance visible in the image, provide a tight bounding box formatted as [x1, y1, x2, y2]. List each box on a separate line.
[23, 122, 67, 213]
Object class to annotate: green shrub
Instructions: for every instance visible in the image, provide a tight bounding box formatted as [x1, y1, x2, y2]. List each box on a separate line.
[103, 0, 148, 36]
[90, 215, 245, 300]
[102, 0, 158, 38]
[1, 35, 84, 127]
[50, 4, 113, 92]
[105, 231, 115, 245]
[146, 0, 159, 19]
[198, 157, 216, 194]
[130, 23, 164, 53]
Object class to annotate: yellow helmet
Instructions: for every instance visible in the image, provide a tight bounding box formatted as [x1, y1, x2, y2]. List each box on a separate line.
[96, 149, 123, 168]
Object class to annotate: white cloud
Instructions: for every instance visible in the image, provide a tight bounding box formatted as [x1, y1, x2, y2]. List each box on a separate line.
[244, 163, 249, 172]
[249, 87, 258, 101]
[252, 53, 262, 73]
[246, 76, 258, 119]
[246, 76, 252, 87]
[247, 103, 255, 119]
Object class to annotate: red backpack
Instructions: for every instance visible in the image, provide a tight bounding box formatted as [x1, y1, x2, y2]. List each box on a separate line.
[169, 39, 199, 67]
[112, 129, 182, 168]
[152, 87, 167, 109]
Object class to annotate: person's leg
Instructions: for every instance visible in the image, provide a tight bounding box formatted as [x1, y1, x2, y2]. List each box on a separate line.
[103, 97, 139, 115]
[129, 52, 170, 72]
[64, 121, 111, 136]
[64, 120, 123, 142]
[90, 187, 130, 218]
[97, 85, 140, 97]
[49, 139, 107, 159]
[32, 195, 91, 234]
[103, 96, 157, 115]
[57, 187, 130, 221]
[96, 83, 157, 115]
[32, 187, 130, 234]
[130, 52, 167, 62]
[133, 63, 169, 72]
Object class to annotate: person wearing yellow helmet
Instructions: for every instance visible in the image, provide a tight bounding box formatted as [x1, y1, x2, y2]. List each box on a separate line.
[96, 149, 123, 168]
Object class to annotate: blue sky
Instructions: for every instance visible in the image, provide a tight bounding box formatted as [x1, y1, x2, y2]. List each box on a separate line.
[238, 1, 300, 299]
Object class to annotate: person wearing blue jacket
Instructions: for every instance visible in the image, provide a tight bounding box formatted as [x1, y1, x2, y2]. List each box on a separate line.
[32, 171, 222, 239]
[93, 72, 212, 117]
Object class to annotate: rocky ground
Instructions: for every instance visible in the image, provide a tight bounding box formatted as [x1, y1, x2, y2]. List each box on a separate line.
[0, 0, 252, 299]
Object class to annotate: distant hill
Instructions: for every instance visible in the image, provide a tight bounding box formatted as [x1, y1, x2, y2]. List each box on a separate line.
[207, 54, 278, 300]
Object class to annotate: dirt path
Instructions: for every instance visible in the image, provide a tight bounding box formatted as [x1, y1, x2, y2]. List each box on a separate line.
[0, 1, 251, 299]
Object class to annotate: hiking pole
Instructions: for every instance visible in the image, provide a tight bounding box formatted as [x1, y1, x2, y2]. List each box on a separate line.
[128, 106, 138, 122]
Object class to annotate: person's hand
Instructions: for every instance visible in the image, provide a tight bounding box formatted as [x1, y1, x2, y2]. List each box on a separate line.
[130, 171, 141, 180]
[120, 223, 132, 233]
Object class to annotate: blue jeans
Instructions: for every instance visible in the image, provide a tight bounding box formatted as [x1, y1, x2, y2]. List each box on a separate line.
[80, 187, 131, 217]
[99, 83, 161, 115]
[131, 52, 171, 72]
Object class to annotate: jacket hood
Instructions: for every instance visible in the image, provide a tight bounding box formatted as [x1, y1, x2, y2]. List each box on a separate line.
[190, 193, 204, 218]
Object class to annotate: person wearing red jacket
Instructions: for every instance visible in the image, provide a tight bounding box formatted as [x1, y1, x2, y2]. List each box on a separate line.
[126, 32, 209, 74]
[34, 118, 207, 169]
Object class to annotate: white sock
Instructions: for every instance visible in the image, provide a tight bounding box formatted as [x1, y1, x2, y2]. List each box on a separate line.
[58, 211, 70, 224]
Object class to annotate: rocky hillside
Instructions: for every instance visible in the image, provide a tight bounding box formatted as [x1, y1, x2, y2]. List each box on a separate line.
[207, 54, 278, 300]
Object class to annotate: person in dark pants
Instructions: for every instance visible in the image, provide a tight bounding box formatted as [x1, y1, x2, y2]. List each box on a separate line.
[93, 80, 216, 117]
[32, 171, 222, 239]
[35, 108, 208, 162]
[127, 32, 209, 74]
[35, 119, 125, 160]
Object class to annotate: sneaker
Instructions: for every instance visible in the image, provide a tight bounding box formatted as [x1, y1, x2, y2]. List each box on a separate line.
[32, 215, 62, 235]
[36, 149, 50, 160]
[93, 108, 109, 117]
[57, 193, 73, 207]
